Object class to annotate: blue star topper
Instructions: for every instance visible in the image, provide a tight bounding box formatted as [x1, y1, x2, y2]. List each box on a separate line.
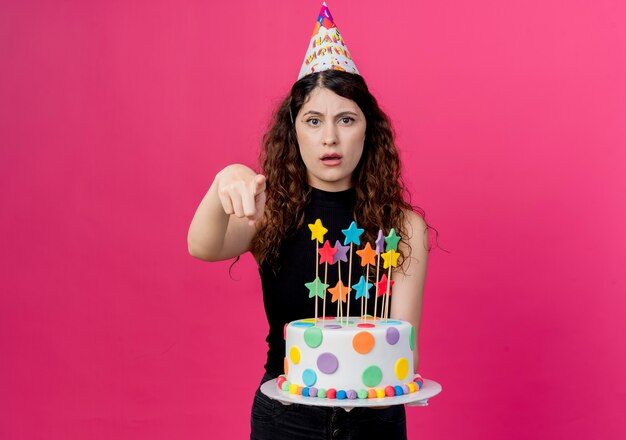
[342, 221, 364, 246]
[352, 275, 373, 300]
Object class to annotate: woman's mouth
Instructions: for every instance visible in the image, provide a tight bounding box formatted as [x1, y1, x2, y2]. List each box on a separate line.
[321, 153, 342, 166]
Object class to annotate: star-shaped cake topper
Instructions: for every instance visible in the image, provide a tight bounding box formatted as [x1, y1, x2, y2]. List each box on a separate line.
[308, 218, 328, 243]
[333, 240, 350, 264]
[375, 229, 385, 254]
[375, 274, 395, 297]
[305, 277, 328, 299]
[352, 276, 373, 300]
[356, 242, 377, 267]
[328, 280, 351, 303]
[318, 240, 337, 265]
[381, 250, 401, 269]
[384, 228, 401, 252]
[341, 221, 364, 246]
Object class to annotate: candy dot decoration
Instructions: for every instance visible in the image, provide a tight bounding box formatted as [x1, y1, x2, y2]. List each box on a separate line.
[346, 389, 357, 399]
[302, 387, 310, 397]
[289, 346, 301, 364]
[318, 388, 327, 398]
[304, 327, 323, 348]
[309, 387, 318, 397]
[302, 368, 317, 387]
[352, 331, 375, 354]
[336, 390, 346, 400]
[362, 365, 383, 388]
[386, 327, 400, 345]
[289, 383, 298, 394]
[394, 385, 404, 396]
[410, 326, 415, 350]
[284, 357, 289, 375]
[385, 386, 395, 397]
[407, 382, 416, 393]
[317, 352, 339, 374]
[326, 388, 337, 399]
[292, 321, 315, 328]
[357, 389, 368, 399]
[395, 358, 409, 381]
[367, 389, 376, 398]
[276, 375, 286, 389]
[375, 388, 385, 398]
[282, 380, 291, 391]
[401, 384, 410, 395]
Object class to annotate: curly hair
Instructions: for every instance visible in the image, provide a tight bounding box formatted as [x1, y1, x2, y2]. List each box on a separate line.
[251, 70, 420, 269]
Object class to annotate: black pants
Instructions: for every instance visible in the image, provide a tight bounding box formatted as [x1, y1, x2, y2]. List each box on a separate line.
[250, 373, 407, 440]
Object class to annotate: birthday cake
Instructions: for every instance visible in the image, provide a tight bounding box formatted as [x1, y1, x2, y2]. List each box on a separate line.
[278, 317, 423, 400]
[273, 216, 424, 401]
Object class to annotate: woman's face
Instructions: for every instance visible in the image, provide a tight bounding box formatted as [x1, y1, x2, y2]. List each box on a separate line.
[295, 87, 366, 192]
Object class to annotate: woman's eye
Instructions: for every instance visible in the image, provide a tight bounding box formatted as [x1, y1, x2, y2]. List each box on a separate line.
[340, 117, 354, 124]
[307, 118, 321, 126]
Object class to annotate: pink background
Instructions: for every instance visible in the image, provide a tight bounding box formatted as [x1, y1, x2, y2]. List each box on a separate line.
[1, 0, 625, 438]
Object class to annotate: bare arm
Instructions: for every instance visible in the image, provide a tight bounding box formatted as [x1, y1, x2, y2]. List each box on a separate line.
[390, 210, 428, 372]
[187, 164, 266, 261]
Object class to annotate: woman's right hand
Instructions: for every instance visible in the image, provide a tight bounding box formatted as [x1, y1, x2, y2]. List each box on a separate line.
[215, 164, 267, 227]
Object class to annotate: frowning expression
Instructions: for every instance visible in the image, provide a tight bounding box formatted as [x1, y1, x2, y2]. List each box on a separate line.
[295, 87, 366, 192]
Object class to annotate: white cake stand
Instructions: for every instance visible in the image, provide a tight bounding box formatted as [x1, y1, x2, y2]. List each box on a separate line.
[260, 378, 442, 410]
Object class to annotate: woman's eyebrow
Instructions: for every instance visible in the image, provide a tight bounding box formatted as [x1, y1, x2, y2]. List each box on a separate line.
[302, 110, 360, 117]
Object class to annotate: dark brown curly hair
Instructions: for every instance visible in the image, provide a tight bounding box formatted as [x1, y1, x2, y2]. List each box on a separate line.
[252, 70, 421, 269]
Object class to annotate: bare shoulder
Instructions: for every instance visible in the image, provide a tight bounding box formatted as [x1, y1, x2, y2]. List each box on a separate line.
[400, 209, 428, 269]
[404, 209, 428, 245]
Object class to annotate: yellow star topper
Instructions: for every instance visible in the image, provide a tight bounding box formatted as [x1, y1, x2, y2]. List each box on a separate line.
[381, 250, 401, 269]
[308, 218, 328, 243]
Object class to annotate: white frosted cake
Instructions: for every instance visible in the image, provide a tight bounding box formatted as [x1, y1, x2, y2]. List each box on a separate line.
[277, 317, 423, 400]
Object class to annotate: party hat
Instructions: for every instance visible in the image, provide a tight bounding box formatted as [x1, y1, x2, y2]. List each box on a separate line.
[297, 2, 359, 80]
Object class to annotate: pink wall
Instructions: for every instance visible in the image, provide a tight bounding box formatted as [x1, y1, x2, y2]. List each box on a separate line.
[1, 0, 625, 438]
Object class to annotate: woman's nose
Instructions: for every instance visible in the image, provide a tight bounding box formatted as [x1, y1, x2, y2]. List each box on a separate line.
[322, 124, 338, 146]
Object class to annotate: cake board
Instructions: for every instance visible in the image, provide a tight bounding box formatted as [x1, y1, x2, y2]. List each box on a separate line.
[261, 378, 442, 411]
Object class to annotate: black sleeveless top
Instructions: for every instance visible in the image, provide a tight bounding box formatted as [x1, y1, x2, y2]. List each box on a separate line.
[259, 187, 378, 376]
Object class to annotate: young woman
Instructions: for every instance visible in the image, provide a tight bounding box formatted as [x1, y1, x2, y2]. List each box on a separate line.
[188, 70, 428, 439]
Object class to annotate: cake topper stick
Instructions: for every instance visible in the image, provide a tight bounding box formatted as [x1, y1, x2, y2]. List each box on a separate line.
[375, 273, 394, 322]
[318, 240, 337, 322]
[333, 241, 350, 323]
[308, 219, 328, 323]
[374, 229, 385, 319]
[382, 229, 401, 321]
[338, 262, 343, 321]
[385, 253, 393, 322]
[342, 221, 364, 322]
[352, 275, 372, 320]
[365, 263, 370, 317]
[356, 242, 376, 318]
